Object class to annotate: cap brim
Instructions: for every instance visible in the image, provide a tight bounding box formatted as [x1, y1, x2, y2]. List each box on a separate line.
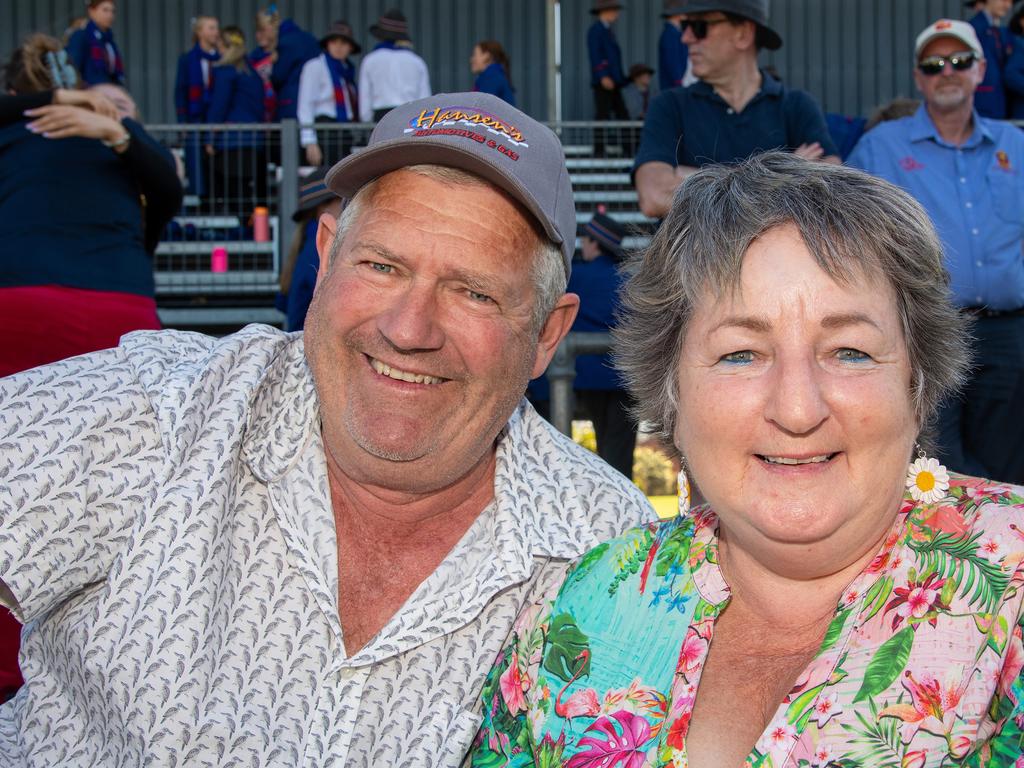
[325, 139, 563, 251]
[668, 1, 782, 48]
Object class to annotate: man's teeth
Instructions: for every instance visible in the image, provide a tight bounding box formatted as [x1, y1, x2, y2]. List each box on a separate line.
[371, 358, 442, 385]
[762, 454, 833, 465]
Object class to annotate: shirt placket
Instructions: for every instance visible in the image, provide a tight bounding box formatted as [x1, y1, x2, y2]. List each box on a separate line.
[955, 146, 986, 306]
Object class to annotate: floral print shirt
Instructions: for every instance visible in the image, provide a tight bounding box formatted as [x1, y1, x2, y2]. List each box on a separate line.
[471, 474, 1024, 767]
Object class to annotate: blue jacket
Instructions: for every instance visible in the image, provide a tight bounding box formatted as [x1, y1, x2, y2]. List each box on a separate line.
[1004, 34, 1024, 119]
[567, 252, 625, 391]
[174, 44, 220, 123]
[65, 20, 125, 86]
[658, 21, 688, 90]
[0, 118, 179, 297]
[473, 62, 516, 106]
[587, 20, 624, 87]
[271, 19, 320, 119]
[969, 11, 1009, 119]
[207, 62, 266, 148]
[282, 218, 321, 331]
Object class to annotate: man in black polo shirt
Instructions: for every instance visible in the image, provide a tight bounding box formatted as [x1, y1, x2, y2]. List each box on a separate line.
[634, 0, 838, 218]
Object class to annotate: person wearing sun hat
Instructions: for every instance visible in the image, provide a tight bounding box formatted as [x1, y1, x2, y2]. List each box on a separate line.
[276, 167, 341, 331]
[0, 89, 653, 766]
[297, 20, 361, 167]
[659, 0, 690, 90]
[357, 9, 431, 122]
[587, 0, 629, 156]
[633, 0, 838, 219]
[848, 17, 1024, 486]
[567, 211, 638, 478]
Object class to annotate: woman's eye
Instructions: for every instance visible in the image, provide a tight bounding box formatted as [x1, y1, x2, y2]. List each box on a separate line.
[836, 348, 871, 362]
[720, 350, 754, 364]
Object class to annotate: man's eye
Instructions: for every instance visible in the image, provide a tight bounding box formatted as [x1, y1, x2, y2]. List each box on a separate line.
[369, 262, 393, 273]
[836, 348, 871, 362]
[468, 290, 493, 303]
[720, 350, 754, 364]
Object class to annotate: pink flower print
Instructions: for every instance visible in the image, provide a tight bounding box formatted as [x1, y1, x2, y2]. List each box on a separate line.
[566, 710, 652, 768]
[811, 691, 843, 727]
[841, 588, 860, 608]
[949, 735, 972, 759]
[879, 669, 966, 742]
[676, 628, 707, 677]
[902, 750, 928, 768]
[755, 712, 797, 759]
[883, 572, 949, 630]
[998, 625, 1024, 699]
[979, 534, 1006, 562]
[899, 155, 924, 171]
[811, 743, 835, 768]
[1015, 755, 1024, 768]
[499, 651, 529, 715]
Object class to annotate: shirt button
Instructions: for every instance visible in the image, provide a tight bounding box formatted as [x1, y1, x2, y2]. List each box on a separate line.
[340, 668, 357, 681]
[972, 228, 980, 235]
[966, 201, 973, 208]
[976, 260, 983, 266]
[977, 295, 984, 303]
[960, 177, 967, 183]
[726, 108, 734, 114]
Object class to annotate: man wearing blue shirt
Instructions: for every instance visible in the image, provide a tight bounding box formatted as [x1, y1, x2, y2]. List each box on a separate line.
[659, 2, 689, 91]
[848, 18, 1024, 484]
[966, 0, 1012, 118]
[587, 0, 628, 156]
[633, 0, 838, 219]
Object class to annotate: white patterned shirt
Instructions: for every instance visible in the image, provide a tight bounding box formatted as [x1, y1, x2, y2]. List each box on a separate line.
[0, 325, 653, 767]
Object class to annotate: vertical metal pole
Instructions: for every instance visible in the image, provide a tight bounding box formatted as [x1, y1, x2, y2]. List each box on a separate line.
[548, 338, 576, 436]
[547, 0, 563, 124]
[279, 119, 299, 281]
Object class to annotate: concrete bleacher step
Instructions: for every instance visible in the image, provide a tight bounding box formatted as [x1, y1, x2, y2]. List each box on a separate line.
[575, 211, 655, 226]
[566, 158, 634, 170]
[573, 190, 638, 203]
[570, 173, 632, 186]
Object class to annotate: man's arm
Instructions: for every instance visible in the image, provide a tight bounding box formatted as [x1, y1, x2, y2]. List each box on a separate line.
[635, 161, 695, 219]
[785, 89, 841, 165]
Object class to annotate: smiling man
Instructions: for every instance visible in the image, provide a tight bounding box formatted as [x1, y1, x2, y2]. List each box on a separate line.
[0, 92, 653, 766]
[848, 19, 1024, 486]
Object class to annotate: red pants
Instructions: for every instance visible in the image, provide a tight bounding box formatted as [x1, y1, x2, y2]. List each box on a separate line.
[0, 285, 160, 699]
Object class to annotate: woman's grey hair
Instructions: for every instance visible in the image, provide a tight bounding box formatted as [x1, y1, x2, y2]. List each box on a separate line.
[613, 151, 971, 451]
[331, 164, 565, 334]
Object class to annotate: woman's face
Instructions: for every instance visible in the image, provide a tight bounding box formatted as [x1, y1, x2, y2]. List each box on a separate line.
[470, 45, 491, 74]
[326, 38, 353, 61]
[90, 1, 116, 30]
[254, 23, 276, 50]
[674, 225, 917, 566]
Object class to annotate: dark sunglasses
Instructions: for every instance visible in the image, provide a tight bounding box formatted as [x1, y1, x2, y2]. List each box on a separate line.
[679, 17, 730, 40]
[917, 51, 977, 76]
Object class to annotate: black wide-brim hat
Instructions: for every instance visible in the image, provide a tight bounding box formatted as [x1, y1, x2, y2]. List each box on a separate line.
[370, 9, 411, 42]
[321, 20, 362, 54]
[590, 0, 624, 14]
[292, 167, 339, 222]
[581, 212, 626, 259]
[672, 0, 782, 50]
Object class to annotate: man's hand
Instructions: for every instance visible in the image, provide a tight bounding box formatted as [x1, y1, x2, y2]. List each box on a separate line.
[305, 143, 323, 167]
[52, 88, 120, 120]
[600, 76, 615, 91]
[794, 142, 825, 161]
[24, 104, 127, 149]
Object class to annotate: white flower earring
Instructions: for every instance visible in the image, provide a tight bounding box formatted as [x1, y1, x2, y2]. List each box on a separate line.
[906, 444, 950, 504]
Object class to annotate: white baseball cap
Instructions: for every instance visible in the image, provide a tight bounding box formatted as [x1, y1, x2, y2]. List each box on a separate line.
[914, 18, 984, 60]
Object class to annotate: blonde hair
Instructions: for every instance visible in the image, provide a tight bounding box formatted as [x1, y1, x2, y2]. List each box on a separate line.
[190, 15, 217, 45]
[217, 26, 247, 71]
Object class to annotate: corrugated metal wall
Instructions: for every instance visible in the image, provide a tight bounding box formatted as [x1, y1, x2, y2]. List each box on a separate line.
[0, 0, 976, 123]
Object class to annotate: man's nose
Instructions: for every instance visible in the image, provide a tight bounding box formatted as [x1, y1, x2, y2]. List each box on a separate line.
[376, 283, 446, 353]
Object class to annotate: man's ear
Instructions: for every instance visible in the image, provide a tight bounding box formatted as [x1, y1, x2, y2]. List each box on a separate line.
[531, 293, 581, 379]
[315, 211, 339, 274]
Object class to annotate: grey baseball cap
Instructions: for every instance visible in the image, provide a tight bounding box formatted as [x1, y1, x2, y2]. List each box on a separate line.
[325, 91, 576, 276]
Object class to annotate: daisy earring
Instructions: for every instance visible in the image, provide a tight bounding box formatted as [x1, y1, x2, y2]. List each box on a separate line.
[906, 444, 950, 504]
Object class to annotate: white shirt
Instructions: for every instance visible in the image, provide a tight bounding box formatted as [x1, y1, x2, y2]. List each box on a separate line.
[0, 325, 653, 767]
[357, 45, 431, 122]
[297, 53, 355, 146]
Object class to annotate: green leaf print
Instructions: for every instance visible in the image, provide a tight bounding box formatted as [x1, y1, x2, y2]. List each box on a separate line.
[910, 531, 1010, 614]
[820, 608, 852, 652]
[853, 626, 914, 703]
[542, 613, 591, 682]
[608, 530, 654, 597]
[654, 518, 695, 578]
[840, 699, 903, 768]
[861, 576, 894, 623]
[568, 542, 610, 586]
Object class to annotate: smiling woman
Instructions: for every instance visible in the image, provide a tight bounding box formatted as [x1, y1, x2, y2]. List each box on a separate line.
[469, 152, 1024, 768]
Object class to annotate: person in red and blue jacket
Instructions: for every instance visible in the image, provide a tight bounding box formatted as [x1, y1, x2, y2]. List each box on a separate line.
[65, 0, 125, 86]
[967, 0, 1012, 118]
[174, 15, 220, 196]
[659, 2, 689, 90]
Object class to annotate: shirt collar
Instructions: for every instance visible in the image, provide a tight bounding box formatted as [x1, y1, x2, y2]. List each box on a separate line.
[692, 69, 781, 102]
[909, 103, 993, 148]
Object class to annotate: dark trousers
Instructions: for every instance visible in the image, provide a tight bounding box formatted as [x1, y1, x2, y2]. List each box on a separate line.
[577, 389, 637, 479]
[936, 314, 1024, 484]
[592, 85, 629, 157]
[313, 115, 355, 165]
[208, 145, 270, 214]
